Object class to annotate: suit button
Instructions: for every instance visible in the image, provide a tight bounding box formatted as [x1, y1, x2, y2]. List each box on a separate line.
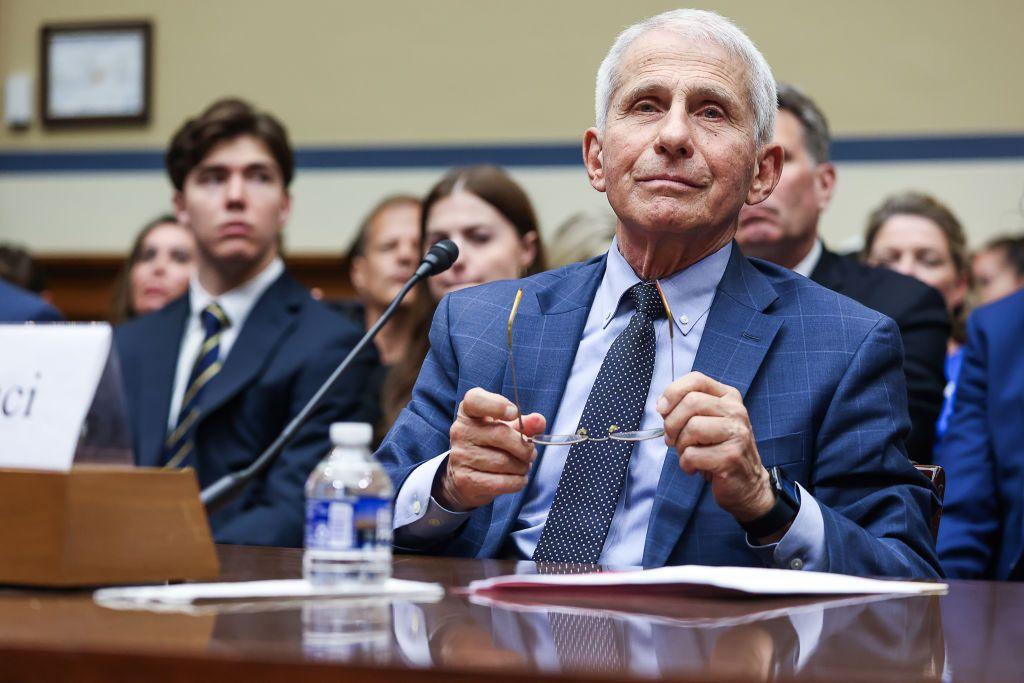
[428, 518, 442, 527]
[789, 558, 805, 570]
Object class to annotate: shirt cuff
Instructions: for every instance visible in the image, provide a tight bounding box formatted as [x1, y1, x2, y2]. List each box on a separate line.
[393, 450, 470, 547]
[746, 483, 827, 572]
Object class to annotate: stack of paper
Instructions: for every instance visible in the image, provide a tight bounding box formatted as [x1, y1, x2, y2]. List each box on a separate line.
[95, 578, 444, 614]
[467, 565, 947, 598]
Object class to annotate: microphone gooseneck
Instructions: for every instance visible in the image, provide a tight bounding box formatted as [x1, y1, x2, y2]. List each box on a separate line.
[200, 240, 460, 511]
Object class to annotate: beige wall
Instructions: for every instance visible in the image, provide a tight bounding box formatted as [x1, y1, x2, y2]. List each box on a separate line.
[3, 0, 1023, 149]
[1, 0, 1022, 254]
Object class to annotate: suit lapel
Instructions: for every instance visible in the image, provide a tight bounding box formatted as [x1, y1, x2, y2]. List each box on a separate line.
[643, 244, 782, 567]
[196, 273, 304, 424]
[478, 257, 606, 557]
[136, 297, 189, 466]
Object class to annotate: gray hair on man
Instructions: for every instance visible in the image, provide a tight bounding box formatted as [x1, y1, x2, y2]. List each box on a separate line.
[595, 9, 777, 148]
[776, 82, 831, 164]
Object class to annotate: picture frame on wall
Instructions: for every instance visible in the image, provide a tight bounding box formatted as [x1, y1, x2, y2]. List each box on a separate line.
[40, 21, 152, 127]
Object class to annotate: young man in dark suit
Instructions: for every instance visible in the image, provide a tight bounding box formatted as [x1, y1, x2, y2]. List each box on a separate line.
[736, 84, 949, 464]
[115, 99, 375, 547]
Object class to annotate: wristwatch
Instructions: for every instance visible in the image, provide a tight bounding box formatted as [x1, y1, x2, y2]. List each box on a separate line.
[740, 466, 800, 539]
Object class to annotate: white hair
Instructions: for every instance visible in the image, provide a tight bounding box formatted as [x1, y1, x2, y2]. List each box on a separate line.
[594, 9, 776, 147]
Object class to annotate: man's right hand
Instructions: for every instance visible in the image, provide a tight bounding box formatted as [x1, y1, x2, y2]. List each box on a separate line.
[434, 387, 546, 512]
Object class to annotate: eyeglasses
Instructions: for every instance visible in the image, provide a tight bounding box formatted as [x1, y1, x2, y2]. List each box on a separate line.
[506, 284, 676, 446]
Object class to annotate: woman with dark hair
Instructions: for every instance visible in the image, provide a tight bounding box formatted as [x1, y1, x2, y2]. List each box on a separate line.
[381, 165, 545, 431]
[110, 215, 196, 323]
[862, 191, 970, 443]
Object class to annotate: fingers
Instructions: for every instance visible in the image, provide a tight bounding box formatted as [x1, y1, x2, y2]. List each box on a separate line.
[513, 412, 547, 438]
[445, 388, 553, 510]
[448, 467, 529, 497]
[660, 390, 721, 439]
[451, 412, 536, 465]
[460, 387, 519, 421]
[670, 415, 740, 453]
[658, 371, 739, 413]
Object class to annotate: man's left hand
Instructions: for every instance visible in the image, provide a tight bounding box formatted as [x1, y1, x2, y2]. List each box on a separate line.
[657, 371, 775, 524]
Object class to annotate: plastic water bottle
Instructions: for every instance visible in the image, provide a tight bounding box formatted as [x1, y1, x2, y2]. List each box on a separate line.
[304, 422, 394, 585]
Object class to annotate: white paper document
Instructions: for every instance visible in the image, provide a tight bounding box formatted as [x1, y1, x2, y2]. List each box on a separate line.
[95, 578, 444, 613]
[468, 565, 947, 597]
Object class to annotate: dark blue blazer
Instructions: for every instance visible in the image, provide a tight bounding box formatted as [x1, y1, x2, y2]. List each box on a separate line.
[0, 280, 63, 322]
[114, 271, 376, 547]
[378, 244, 942, 578]
[935, 289, 1024, 579]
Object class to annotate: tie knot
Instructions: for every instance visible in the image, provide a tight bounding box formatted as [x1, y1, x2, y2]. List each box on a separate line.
[201, 302, 229, 335]
[629, 282, 666, 320]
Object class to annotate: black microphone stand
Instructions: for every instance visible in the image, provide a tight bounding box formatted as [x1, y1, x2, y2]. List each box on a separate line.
[200, 241, 457, 510]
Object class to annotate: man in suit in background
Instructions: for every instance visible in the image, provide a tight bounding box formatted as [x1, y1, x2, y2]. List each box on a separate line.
[0, 279, 62, 322]
[115, 99, 374, 547]
[935, 289, 1024, 579]
[736, 84, 948, 464]
[377, 9, 940, 577]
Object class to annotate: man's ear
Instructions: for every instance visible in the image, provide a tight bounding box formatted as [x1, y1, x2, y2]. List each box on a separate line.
[746, 142, 783, 205]
[583, 128, 606, 193]
[813, 162, 837, 211]
[278, 191, 293, 227]
[519, 231, 539, 272]
[172, 191, 190, 226]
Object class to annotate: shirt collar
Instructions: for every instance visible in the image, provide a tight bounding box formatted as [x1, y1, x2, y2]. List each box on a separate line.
[791, 238, 823, 278]
[188, 257, 285, 330]
[598, 237, 732, 336]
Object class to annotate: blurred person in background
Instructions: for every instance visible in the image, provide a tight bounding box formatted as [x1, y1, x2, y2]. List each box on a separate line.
[110, 215, 197, 323]
[344, 195, 422, 364]
[862, 192, 970, 444]
[546, 211, 617, 269]
[337, 194, 422, 443]
[0, 279, 62, 322]
[0, 243, 53, 303]
[382, 165, 545, 432]
[934, 288, 1024, 580]
[736, 83, 949, 464]
[972, 234, 1024, 305]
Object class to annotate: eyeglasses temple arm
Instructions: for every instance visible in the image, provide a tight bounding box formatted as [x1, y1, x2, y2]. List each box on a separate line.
[654, 281, 676, 378]
[507, 288, 527, 436]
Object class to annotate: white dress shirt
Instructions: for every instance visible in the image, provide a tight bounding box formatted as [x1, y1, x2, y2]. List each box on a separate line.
[790, 239, 823, 278]
[166, 257, 285, 429]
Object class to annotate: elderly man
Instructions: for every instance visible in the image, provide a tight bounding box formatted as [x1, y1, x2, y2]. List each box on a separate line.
[736, 84, 948, 464]
[377, 9, 940, 577]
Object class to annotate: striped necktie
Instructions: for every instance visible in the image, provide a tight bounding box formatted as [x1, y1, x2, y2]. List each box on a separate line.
[163, 302, 229, 469]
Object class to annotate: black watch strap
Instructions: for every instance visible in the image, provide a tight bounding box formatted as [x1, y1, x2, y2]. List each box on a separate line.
[740, 467, 800, 539]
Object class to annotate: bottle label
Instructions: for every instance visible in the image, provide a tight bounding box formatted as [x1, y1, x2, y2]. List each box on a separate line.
[305, 497, 392, 554]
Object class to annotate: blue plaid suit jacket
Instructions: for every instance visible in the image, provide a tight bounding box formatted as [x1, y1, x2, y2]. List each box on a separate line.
[378, 243, 942, 578]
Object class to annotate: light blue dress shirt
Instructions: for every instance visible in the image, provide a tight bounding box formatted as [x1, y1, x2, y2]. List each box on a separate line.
[393, 240, 825, 570]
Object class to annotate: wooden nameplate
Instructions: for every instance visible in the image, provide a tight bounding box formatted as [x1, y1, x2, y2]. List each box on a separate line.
[0, 465, 219, 587]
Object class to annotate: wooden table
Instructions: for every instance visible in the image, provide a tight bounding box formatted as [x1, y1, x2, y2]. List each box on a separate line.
[0, 545, 1019, 682]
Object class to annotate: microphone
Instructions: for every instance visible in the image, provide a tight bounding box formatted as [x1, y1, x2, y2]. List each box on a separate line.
[416, 239, 460, 279]
[200, 239, 459, 510]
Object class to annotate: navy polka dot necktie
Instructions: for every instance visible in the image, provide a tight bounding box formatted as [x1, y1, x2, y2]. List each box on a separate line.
[533, 282, 665, 563]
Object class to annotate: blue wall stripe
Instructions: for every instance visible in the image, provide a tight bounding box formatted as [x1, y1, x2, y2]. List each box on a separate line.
[1, 134, 1023, 174]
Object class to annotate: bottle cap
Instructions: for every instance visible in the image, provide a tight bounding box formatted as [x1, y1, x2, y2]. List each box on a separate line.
[329, 422, 373, 447]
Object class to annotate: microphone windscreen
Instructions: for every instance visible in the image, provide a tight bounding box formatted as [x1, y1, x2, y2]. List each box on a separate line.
[423, 239, 459, 276]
